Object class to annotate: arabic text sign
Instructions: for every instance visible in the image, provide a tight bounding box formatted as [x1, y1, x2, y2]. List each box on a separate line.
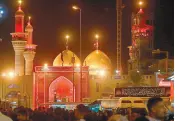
[115, 87, 170, 97]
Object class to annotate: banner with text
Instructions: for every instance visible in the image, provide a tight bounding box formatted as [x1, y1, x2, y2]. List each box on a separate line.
[115, 87, 170, 97]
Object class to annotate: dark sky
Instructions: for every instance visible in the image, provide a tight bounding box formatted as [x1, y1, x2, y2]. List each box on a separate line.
[0, 0, 174, 73]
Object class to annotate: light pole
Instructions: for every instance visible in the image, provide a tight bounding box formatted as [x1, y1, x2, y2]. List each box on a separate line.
[152, 49, 169, 74]
[71, 54, 75, 102]
[72, 5, 82, 102]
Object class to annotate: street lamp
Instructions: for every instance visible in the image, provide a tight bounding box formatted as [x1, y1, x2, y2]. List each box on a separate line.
[95, 34, 99, 39]
[72, 5, 82, 101]
[8, 72, 15, 78]
[71, 55, 75, 102]
[139, 1, 143, 6]
[152, 49, 169, 73]
[116, 70, 120, 74]
[18, 0, 22, 5]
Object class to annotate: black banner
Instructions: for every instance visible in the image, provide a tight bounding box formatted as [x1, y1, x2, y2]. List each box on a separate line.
[115, 87, 170, 97]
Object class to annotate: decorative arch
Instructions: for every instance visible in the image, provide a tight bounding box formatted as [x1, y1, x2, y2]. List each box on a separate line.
[5, 91, 19, 99]
[49, 76, 73, 102]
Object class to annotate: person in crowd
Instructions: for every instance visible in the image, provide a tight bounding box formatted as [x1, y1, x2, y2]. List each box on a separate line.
[107, 114, 121, 121]
[146, 97, 167, 121]
[135, 116, 149, 121]
[0, 109, 13, 121]
[17, 109, 29, 121]
[74, 104, 88, 121]
[130, 111, 141, 121]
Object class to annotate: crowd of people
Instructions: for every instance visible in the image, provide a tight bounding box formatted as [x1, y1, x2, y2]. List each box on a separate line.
[0, 97, 174, 121]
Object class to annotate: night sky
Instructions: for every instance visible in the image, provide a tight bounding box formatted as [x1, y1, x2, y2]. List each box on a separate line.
[0, 0, 174, 73]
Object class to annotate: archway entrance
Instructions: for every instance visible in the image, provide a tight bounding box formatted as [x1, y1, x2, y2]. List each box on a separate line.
[49, 76, 73, 102]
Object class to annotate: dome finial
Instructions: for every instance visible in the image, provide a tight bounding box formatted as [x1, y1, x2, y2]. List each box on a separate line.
[18, 0, 22, 10]
[94, 34, 99, 50]
[28, 16, 31, 25]
[65, 35, 69, 50]
[138, 1, 144, 14]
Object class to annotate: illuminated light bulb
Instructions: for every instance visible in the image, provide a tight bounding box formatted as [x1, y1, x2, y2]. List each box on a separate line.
[1, 73, 6, 77]
[8, 72, 15, 78]
[116, 70, 119, 74]
[18, 0, 22, 6]
[95, 34, 99, 39]
[72, 5, 79, 10]
[76, 63, 80, 67]
[139, 1, 143, 5]
[0, 10, 4, 14]
[99, 70, 105, 76]
[66, 35, 69, 39]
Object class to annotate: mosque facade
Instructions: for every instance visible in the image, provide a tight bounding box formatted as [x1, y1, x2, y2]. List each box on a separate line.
[1, 1, 173, 109]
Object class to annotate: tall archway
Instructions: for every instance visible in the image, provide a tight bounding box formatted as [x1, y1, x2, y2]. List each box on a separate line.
[49, 76, 73, 102]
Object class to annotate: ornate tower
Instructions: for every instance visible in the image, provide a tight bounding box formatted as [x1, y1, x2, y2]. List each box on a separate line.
[11, 1, 27, 76]
[116, 0, 124, 73]
[23, 17, 37, 75]
[128, 5, 153, 73]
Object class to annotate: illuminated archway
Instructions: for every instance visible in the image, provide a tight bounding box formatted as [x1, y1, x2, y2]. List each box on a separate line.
[49, 76, 73, 102]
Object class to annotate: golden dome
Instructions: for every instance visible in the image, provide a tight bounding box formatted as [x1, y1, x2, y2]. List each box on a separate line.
[84, 50, 111, 75]
[53, 50, 80, 66]
[25, 24, 33, 32]
[15, 9, 24, 16]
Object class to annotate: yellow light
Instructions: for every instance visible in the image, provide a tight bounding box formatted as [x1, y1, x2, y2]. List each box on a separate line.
[95, 34, 99, 39]
[44, 63, 49, 70]
[8, 72, 15, 78]
[72, 5, 79, 10]
[1, 73, 6, 77]
[18, 0, 22, 5]
[44, 63, 48, 68]
[99, 70, 105, 76]
[29, 16, 31, 20]
[66, 35, 69, 39]
[139, 1, 143, 6]
[116, 70, 119, 74]
[76, 63, 80, 67]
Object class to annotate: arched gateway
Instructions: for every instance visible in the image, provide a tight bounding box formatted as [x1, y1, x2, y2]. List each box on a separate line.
[34, 66, 89, 108]
[49, 76, 73, 102]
